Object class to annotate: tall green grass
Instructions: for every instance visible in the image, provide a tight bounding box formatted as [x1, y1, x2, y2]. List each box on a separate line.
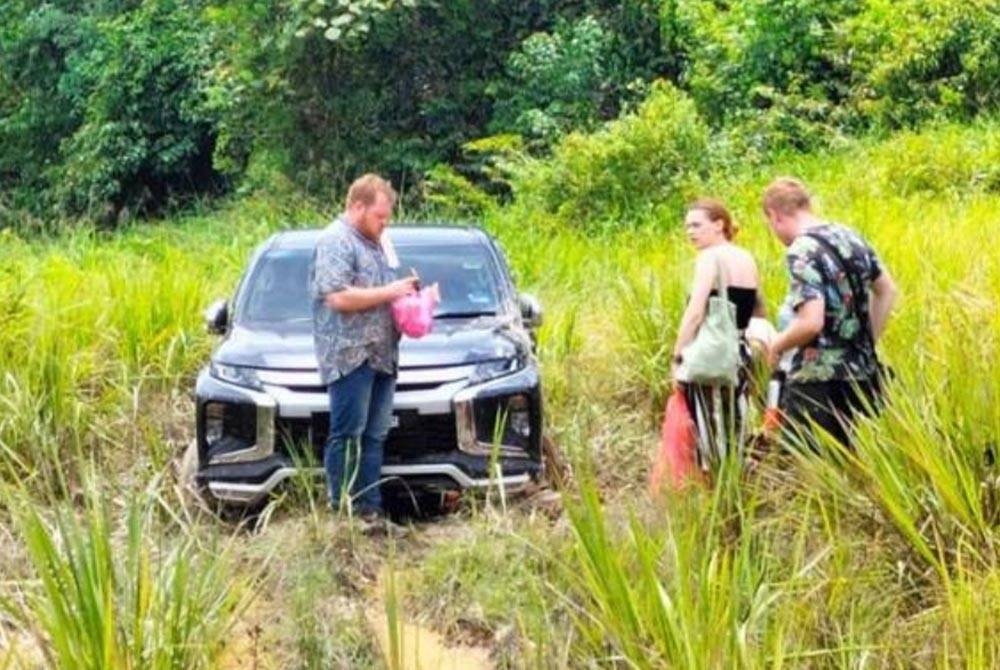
[0, 198, 322, 499]
[1, 123, 999, 665]
[0, 478, 251, 669]
[508, 123, 1000, 666]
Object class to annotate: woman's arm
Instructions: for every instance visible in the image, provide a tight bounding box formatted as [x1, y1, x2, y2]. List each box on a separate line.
[672, 252, 718, 360]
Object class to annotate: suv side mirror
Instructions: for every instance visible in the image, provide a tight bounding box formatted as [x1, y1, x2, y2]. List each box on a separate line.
[518, 293, 543, 329]
[204, 299, 229, 335]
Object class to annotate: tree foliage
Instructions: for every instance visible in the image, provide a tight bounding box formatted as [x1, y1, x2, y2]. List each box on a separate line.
[508, 82, 710, 232]
[1, 1, 221, 222]
[2, 0, 1000, 225]
[851, 0, 1000, 127]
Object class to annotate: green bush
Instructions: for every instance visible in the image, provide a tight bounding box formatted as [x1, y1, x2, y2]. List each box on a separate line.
[489, 15, 614, 147]
[55, 1, 222, 220]
[674, 0, 864, 159]
[862, 123, 1000, 196]
[7, 0, 1000, 225]
[849, 0, 1000, 128]
[673, 0, 1000, 153]
[420, 134, 526, 216]
[0, 3, 93, 214]
[200, 0, 672, 205]
[508, 81, 710, 233]
[421, 164, 497, 218]
[0, 1, 223, 222]
[205, 1, 595, 200]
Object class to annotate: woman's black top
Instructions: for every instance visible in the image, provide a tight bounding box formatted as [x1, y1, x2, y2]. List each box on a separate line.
[709, 286, 757, 330]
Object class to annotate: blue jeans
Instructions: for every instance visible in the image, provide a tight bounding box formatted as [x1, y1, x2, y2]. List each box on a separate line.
[324, 362, 396, 514]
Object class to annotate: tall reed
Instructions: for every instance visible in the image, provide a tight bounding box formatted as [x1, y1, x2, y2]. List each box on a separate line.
[1, 477, 251, 669]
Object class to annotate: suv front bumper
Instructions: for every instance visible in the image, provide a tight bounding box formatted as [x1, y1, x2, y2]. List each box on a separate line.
[194, 363, 543, 507]
[197, 452, 540, 506]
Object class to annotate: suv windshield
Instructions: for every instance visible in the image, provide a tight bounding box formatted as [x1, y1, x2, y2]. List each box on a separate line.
[397, 244, 501, 317]
[236, 242, 502, 324]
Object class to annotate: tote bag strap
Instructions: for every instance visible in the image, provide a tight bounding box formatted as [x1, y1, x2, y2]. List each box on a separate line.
[711, 254, 729, 304]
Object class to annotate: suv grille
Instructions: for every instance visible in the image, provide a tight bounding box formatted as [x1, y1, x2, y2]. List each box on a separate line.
[275, 411, 458, 462]
[384, 411, 458, 460]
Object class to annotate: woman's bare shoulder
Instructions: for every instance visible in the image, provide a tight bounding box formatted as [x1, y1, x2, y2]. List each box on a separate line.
[698, 244, 755, 264]
[693, 246, 725, 271]
[716, 244, 760, 284]
[725, 244, 760, 267]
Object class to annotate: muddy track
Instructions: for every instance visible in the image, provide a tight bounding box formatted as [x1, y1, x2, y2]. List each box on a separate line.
[367, 563, 493, 670]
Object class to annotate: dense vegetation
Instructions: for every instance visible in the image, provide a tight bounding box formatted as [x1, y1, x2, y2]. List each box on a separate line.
[2, 122, 1000, 666]
[2, 1, 1000, 668]
[4, 0, 1000, 224]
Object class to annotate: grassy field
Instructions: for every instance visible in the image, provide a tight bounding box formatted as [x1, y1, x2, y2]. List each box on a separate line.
[1, 122, 999, 668]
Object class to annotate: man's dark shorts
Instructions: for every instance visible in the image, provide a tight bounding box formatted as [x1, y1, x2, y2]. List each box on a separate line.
[781, 378, 881, 450]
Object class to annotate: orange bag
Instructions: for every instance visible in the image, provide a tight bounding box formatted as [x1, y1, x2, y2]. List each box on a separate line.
[649, 388, 699, 495]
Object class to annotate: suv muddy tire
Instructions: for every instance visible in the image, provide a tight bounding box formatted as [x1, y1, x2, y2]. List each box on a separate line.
[176, 440, 267, 524]
[176, 439, 205, 510]
[541, 434, 572, 491]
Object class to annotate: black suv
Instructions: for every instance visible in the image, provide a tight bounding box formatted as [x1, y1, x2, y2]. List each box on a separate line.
[194, 225, 544, 511]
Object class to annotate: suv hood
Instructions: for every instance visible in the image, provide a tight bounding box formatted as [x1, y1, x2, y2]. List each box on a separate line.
[213, 316, 529, 370]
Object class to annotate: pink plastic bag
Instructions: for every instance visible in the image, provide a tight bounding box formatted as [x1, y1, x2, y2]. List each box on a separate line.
[391, 284, 440, 339]
[649, 388, 699, 495]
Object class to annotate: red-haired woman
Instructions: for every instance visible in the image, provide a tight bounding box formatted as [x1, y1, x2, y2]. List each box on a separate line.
[670, 199, 767, 471]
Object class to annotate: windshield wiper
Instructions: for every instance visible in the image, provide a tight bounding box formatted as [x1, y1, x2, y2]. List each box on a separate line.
[434, 310, 497, 319]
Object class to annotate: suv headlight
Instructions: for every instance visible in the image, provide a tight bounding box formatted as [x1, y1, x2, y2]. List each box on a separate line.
[210, 362, 263, 390]
[469, 358, 521, 385]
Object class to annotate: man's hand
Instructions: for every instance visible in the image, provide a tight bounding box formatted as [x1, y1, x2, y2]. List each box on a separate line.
[767, 297, 826, 368]
[385, 276, 419, 300]
[766, 341, 782, 369]
[766, 298, 824, 369]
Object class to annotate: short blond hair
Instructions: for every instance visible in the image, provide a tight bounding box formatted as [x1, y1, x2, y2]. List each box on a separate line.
[762, 177, 811, 216]
[345, 173, 397, 208]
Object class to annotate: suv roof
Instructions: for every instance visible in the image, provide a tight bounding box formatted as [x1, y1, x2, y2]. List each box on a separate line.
[269, 224, 491, 250]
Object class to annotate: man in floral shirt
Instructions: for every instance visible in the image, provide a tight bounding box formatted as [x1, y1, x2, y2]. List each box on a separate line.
[763, 178, 898, 448]
[311, 174, 417, 519]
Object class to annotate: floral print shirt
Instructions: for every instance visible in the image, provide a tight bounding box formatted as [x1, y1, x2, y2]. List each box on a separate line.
[311, 218, 399, 384]
[784, 223, 883, 383]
